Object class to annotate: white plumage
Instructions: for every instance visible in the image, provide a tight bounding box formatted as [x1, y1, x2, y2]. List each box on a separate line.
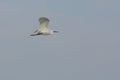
[30, 17, 58, 36]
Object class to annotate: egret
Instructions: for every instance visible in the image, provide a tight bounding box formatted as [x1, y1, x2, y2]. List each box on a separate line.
[30, 17, 58, 36]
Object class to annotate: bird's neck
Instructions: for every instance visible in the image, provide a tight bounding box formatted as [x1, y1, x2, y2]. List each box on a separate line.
[40, 23, 48, 27]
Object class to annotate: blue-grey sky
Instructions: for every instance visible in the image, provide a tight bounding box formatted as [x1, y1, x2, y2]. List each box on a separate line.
[0, 0, 120, 80]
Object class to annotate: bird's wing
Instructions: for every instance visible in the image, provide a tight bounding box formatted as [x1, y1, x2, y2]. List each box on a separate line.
[38, 17, 50, 31]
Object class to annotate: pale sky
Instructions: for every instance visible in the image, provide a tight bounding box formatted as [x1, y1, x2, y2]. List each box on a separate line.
[0, 0, 120, 80]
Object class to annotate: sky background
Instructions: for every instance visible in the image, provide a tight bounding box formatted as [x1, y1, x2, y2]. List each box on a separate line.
[0, 0, 120, 80]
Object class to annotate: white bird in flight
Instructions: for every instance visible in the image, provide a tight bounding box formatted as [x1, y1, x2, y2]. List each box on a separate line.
[30, 17, 58, 36]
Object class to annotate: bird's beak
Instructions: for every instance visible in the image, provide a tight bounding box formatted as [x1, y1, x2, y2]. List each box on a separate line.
[53, 31, 59, 33]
